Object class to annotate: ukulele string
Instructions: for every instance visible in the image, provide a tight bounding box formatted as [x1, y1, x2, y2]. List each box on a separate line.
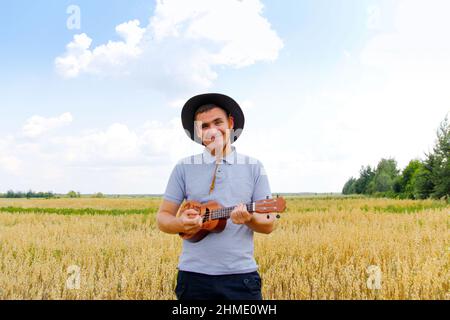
[201, 203, 253, 222]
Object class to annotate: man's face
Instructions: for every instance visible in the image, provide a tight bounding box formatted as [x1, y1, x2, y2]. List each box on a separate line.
[194, 107, 234, 153]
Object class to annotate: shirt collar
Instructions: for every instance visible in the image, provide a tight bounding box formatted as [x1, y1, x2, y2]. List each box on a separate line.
[202, 145, 236, 165]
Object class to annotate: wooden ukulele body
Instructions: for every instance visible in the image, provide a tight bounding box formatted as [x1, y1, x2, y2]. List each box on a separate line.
[178, 200, 227, 243]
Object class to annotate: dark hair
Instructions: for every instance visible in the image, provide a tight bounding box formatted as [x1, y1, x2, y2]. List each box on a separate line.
[194, 104, 230, 120]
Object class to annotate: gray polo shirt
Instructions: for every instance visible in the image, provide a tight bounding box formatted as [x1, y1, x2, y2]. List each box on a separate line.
[163, 145, 272, 275]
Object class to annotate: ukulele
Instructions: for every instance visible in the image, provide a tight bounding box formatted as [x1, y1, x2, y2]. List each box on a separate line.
[178, 196, 286, 243]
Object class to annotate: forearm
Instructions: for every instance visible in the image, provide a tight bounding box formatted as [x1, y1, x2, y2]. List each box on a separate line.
[245, 213, 278, 234]
[157, 211, 184, 234]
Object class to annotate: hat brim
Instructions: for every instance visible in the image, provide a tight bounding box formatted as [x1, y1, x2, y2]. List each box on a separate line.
[181, 93, 245, 144]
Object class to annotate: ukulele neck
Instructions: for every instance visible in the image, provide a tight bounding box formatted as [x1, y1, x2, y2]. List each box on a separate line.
[204, 202, 255, 221]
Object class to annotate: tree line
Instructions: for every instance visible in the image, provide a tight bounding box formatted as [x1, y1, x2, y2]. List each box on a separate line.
[0, 190, 105, 198]
[342, 115, 449, 200]
[0, 190, 55, 198]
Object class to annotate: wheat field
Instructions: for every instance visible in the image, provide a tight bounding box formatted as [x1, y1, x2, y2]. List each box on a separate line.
[0, 196, 448, 300]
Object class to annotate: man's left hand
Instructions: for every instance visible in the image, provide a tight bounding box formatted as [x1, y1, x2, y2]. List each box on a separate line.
[230, 203, 253, 224]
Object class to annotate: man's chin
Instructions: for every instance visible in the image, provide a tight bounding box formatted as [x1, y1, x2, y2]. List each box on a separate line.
[205, 142, 225, 152]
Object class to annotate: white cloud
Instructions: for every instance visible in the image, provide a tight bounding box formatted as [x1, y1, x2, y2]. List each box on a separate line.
[361, 0, 450, 71]
[57, 123, 141, 164]
[55, 0, 283, 95]
[240, 99, 255, 112]
[357, 0, 450, 150]
[50, 118, 199, 167]
[168, 98, 189, 109]
[0, 114, 204, 193]
[150, 0, 282, 67]
[22, 112, 73, 138]
[55, 20, 145, 78]
[0, 156, 21, 175]
[0, 136, 22, 175]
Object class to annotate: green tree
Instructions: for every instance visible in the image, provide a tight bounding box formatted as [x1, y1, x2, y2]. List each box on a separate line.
[430, 115, 450, 199]
[67, 190, 80, 198]
[396, 159, 422, 199]
[342, 177, 357, 195]
[414, 158, 434, 199]
[353, 165, 375, 194]
[414, 115, 450, 200]
[371, 158, 400, 195]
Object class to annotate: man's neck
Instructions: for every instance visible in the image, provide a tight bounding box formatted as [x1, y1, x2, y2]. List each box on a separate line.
[209, 142, 232, 161]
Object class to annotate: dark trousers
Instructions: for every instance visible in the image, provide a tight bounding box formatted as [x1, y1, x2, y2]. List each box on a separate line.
[175, 270, 263, 300]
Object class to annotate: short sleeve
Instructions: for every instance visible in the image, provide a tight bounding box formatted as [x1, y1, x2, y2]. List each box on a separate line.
[163, 163, 186, 205]
[252, 161, 272, 202]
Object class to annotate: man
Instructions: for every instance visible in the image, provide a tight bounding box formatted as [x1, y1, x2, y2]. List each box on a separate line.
[157, 93, 278, 300]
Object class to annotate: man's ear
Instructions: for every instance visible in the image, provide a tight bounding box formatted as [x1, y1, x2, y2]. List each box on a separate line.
[228, 115, 234, 129]
[193, 120, 203, 143]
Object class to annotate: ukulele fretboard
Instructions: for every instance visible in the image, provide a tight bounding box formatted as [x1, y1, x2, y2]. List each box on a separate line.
[202, 203, 254, 222]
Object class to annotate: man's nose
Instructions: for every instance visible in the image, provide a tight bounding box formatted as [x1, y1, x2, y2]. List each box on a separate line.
[206, 127, 220, 136]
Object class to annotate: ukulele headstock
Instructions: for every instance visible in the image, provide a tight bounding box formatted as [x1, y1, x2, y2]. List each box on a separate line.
[255, 196, 286, 213]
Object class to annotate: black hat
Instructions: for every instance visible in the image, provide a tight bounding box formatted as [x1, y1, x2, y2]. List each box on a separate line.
[181, 93, 245, 144]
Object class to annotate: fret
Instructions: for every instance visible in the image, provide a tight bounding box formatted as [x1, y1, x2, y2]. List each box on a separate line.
[202, 202, 254, 222]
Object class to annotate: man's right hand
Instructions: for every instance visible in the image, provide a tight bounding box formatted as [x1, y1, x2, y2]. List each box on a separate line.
[179, 209, 203, 235]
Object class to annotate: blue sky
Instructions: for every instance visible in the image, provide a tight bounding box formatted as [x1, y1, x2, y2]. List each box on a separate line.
[1, 0, 449, 194]
[1, 0, 372, 128]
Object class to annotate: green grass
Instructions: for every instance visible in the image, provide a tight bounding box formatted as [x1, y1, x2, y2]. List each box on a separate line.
[360, 202, 449, 213]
